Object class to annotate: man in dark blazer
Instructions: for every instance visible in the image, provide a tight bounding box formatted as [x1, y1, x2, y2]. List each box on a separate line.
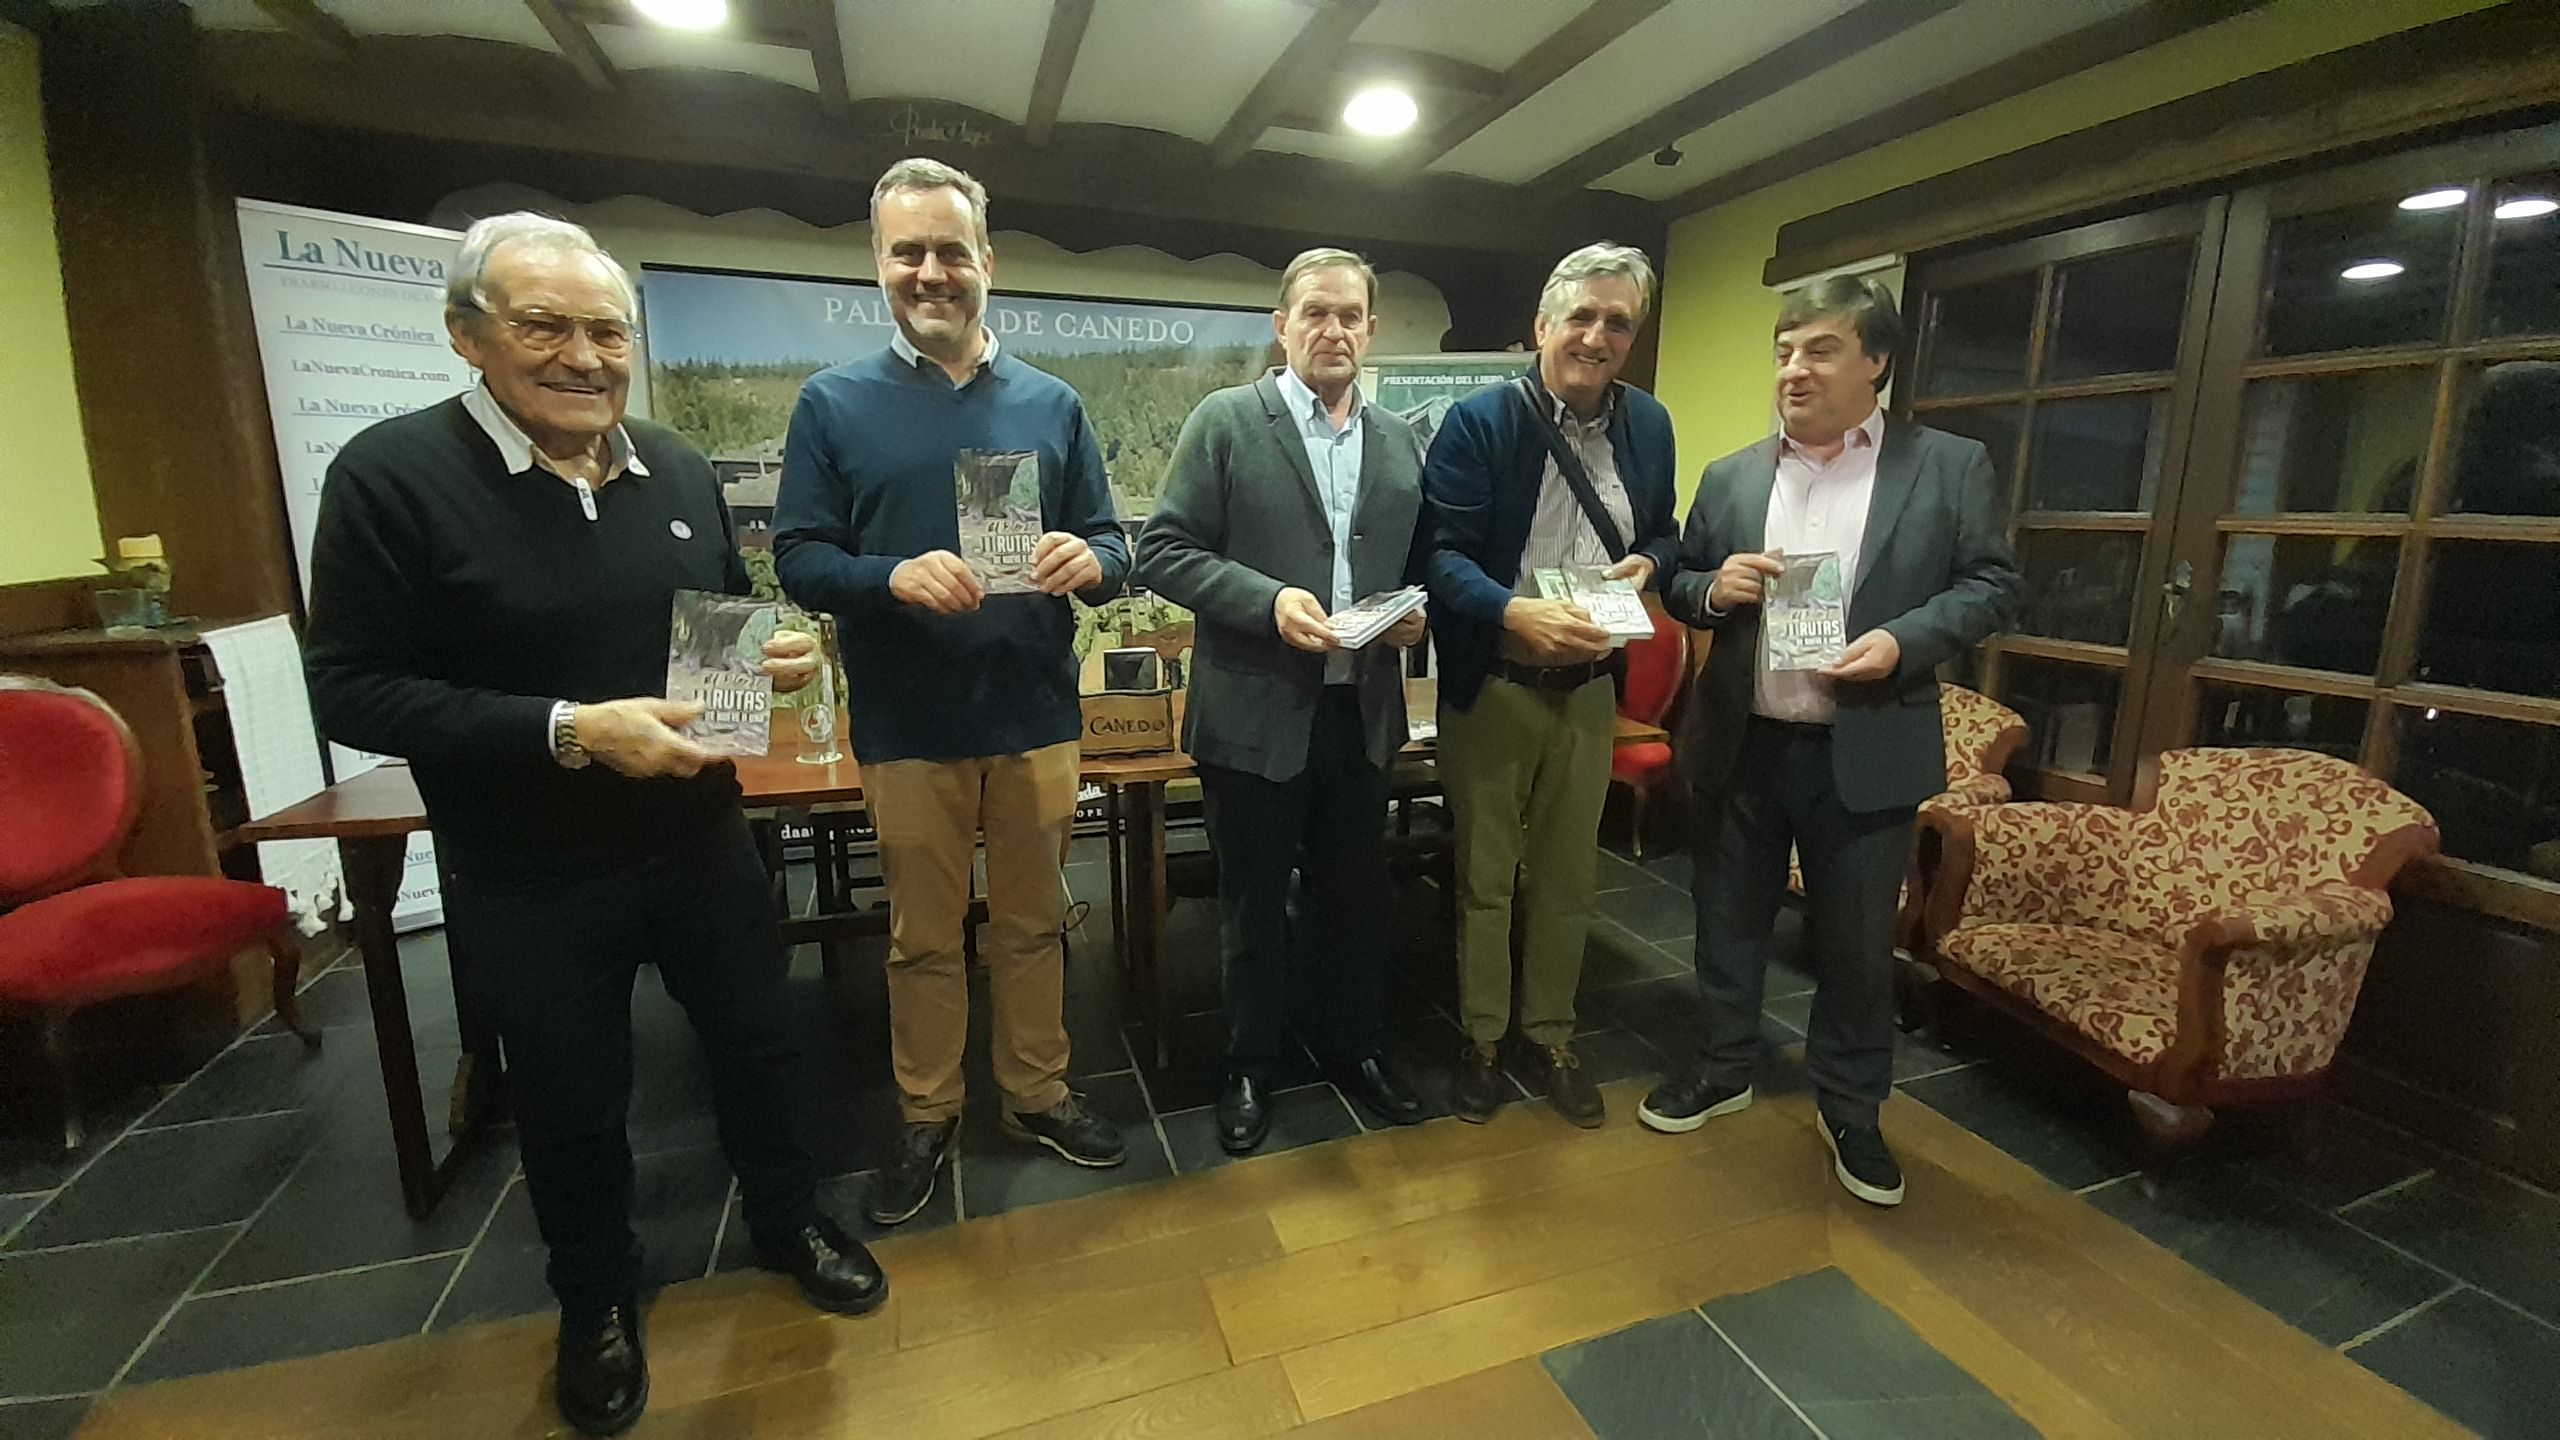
[1136, 248, 1428, 1152]
[1648, 275, 2021, 1206]
[1414, 243, 1679, 1129]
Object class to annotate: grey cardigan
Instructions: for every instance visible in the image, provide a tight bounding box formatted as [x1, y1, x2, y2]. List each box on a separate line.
[1134, 371, 1425, 782]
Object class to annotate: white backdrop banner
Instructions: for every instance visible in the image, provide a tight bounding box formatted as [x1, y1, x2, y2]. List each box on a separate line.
[234, 197, 462, 931]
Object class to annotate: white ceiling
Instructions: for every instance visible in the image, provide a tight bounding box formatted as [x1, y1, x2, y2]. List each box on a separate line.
[175, 0, 2209, 207]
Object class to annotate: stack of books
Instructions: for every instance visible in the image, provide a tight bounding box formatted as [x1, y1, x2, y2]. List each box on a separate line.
[1531, 565, 1655, 645]
[1328, 586, 1429, 649]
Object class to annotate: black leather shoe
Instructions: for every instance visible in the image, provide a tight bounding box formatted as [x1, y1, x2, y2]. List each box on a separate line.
[1217, 1072, 1271, 1154]
[1328, 1056, 1424, 1127]
[1450, 1041, 1503, 1124]
[865, 1117, 958, 1227]
[754, 1212, 888, 1315]
[1003, 1089, 1127, 1167]
[1531, 1042, 1606, 1129]
[1637, 1066, 1754, 1135]
[555, 1300, 648, 1437]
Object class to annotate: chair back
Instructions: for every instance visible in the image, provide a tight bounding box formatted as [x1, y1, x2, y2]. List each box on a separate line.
[1617, 601, 1688, 727]
[2128, 747, 2439, 926]
[0, 676, 145, 904]
[1939, 683, 2027, 790]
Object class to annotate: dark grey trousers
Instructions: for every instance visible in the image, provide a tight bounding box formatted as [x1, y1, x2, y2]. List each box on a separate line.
[1689, 717, 1915, 1128]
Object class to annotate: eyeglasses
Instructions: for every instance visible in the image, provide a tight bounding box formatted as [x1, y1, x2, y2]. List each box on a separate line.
[496, 308, 638, 355]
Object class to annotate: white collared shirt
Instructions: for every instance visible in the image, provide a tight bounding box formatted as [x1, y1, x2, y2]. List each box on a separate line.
[890, 327, 1000, 385]
[461, 383, 650, 483]
[1755, 406, 1885, 723]
[1275, 366, 1364, 685]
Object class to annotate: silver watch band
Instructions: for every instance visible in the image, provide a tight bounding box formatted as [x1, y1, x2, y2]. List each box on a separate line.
[547, 699, 577, 763]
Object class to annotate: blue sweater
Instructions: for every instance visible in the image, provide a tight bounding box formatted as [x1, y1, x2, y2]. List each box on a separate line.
[1413, 367, 1680, 710]
[772, 347, 1129, 763]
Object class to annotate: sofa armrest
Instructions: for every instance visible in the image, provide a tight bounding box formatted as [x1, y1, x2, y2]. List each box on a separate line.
[2185, 883, 2395, 954]
[1924, 801, 2134, 944]
[1938, 773, 2013, 809]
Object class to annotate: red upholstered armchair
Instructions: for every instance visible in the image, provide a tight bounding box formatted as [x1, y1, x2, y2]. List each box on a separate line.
[0, 676, 316, 1149]
[1921, 747, 2438, 1146]
[1610, 601, 1688, 857]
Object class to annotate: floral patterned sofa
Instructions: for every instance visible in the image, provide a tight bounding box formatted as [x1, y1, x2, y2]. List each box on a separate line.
[1919, 747, 2439, 1144]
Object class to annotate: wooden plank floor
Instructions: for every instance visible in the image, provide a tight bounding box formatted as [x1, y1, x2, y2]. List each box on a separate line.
[75, 1084, 2471, 1440]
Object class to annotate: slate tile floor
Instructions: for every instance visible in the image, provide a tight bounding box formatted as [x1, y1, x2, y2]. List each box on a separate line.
[0, 828, 2551, 1439]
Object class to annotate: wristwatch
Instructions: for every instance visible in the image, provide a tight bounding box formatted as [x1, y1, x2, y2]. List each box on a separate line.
[549, 700, 591, 770]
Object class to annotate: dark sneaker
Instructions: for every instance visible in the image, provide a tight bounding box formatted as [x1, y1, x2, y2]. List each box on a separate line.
[865, 1117, 958, 1226]
[1450, 1040, 1503, 1124]
[1533, 1043, 1606, 1129]
[1637, 1068, 1755, 1134]
[752, 1212, 888, 1315]
[555, 1299, 648, 1437]
[1822, 1118, 1906, 1206]
[1004, 1090, 1126, 1167]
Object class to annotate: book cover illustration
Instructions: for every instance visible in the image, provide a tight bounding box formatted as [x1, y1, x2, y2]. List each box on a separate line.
[1762, 551, 1849, 672]
[1328, 585, 1428, 649]
[666, 589, 778, 757]
[955, 448, 1043, 594]
[1531, 565, 1654, 645]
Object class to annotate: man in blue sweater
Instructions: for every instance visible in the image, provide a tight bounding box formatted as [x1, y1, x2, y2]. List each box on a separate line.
[1414, 243, 1680, 1129]
[774, 159, 1130, 1228]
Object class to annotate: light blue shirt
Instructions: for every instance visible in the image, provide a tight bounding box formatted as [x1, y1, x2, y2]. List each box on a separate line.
[1276, 366, 1363, 686]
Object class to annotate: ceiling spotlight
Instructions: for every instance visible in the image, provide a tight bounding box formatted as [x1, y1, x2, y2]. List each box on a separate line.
[2396, 187, 2467, 211]
[2340, 260, 2406, 282]
[1343, 86, 1418, 138]
[2495, 196, 2559, 220]
[1654, 144, 1683, 168]
[631, 0, 727, 30]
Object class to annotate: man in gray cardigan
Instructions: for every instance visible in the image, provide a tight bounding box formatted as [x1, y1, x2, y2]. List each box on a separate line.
[1135, 248, 1428, 1153]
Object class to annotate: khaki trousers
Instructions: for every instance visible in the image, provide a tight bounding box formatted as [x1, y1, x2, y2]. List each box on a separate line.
[864, 741, 1079, 1122]
[1437, 675, 1616, 1047]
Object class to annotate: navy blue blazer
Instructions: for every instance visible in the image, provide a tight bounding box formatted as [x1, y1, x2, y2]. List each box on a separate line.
[1410, 366, 1680, 710]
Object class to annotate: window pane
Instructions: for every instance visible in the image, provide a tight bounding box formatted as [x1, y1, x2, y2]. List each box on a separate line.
[2194, 683, 2366, 760]
[2017, 530, 2144, 646]
[2482, 170, 2560, 339]
[2212, 535, 2398, 674]
[2394, 708, 2560, 879]
[2232, 368, 2432, 516]
[2026, 394, 2166, 512]
[2416, 541, 2560, 698]
[1921, 272, 2037, 398]
[2447, 362, 2560, 517]
[1923, 404, 2022, 492]
[2049, 242, 2192, 379]
[2260, 197, 2462, 357]
[2001, 655, 2119, 776]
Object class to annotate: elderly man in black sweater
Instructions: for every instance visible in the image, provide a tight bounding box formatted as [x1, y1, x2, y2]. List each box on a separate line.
[304, 213, 880, 1439]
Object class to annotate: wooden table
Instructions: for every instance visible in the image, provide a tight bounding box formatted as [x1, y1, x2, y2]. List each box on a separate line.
[240, 679, 1665, 1218]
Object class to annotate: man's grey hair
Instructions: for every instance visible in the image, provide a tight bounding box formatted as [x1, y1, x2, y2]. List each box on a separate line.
[1277, 247, 1377, 313]
[445, 212, 637, 324]
[871, 157, 992, 253]
[1537, 242, 1657, 326]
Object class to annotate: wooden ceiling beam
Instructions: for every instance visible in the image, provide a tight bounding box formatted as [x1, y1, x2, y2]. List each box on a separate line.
[1668, 0, 2274, 215]
[1401, 0, 1670, 172]
[801, 0, 847, 116]
[1529, 0, 1961, 193]
[1336, 43, 1502, 99]
[253, 0, 359, 64]
[1208, 0, 1379, 169]
[526, 0, 617, 92]
[1024, 0, 1093, 147]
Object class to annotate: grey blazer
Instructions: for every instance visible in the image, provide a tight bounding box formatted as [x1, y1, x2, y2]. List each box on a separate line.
[1663, 421, 2023, 813]
[1135, 371, 1425, 783]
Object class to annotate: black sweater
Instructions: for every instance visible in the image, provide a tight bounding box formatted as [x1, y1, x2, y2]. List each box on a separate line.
[304, 397, 748, 876]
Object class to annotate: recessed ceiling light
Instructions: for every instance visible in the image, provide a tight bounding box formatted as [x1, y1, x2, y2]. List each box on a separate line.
[1343, 86, 1418, 138]
[2495, 196, 2559, 220]
[632, 0, 727, 30]
[2340, 260, 2405, 282]
[2396, 187, 2467, 211]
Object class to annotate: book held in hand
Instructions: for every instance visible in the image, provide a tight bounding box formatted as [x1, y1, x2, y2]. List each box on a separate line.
[1531, 565, 1654, 645]
[1327, 585, 1428, 649]
[955, 448, 1043, 594]
[666, 590, 778, 757]
[1762, 551, 1849, 671]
